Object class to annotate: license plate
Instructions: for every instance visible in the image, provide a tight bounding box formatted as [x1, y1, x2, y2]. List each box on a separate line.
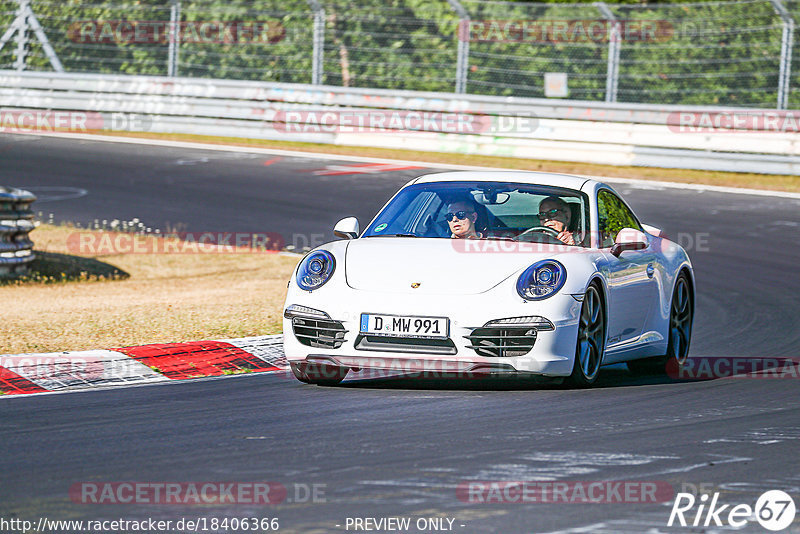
[360, 313, 449, 339]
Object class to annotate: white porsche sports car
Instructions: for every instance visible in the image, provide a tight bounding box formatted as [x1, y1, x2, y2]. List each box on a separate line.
[283, 171, 694, 387]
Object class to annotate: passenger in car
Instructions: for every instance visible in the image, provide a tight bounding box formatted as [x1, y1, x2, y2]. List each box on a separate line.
[538, 196, 577, 245]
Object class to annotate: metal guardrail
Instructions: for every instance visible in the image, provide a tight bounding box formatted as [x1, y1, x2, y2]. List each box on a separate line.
[1, 70, 793, 126]
[1, 70, 799, 175]
[0, 186, 35, 277]
[0, 0, 798, 109]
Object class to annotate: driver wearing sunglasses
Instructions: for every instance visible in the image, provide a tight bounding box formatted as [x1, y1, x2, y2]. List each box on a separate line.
[538, 196, 576, 245]
[445, 199, 482, 239]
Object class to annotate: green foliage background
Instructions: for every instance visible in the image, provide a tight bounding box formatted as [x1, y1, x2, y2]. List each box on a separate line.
[0, 0, 797, 108]
[597, 190, 640, 246]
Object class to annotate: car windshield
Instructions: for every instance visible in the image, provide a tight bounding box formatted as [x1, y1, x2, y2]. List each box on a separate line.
[362, 181, 591, 247]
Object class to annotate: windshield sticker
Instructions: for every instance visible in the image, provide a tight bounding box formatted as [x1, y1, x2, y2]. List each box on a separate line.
[374, 223, 388, 232]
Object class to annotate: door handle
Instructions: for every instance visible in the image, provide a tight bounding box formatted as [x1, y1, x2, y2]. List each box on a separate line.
[646, 263, 655, 278]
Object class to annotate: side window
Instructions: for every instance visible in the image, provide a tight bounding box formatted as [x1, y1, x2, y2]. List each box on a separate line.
[597, 190, 641, 248]
[394, 192, 436, 233]
[413, 193, 443, 235]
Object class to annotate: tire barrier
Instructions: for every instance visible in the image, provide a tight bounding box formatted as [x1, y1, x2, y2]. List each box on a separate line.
[0, 186, 36, 278]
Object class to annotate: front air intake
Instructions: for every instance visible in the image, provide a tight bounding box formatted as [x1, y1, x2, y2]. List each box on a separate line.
[292, 317, 347, 349]
[464, 327, 537, 358]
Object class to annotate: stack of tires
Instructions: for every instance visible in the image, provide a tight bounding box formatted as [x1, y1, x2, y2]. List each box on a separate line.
[0, 187, 36, 278]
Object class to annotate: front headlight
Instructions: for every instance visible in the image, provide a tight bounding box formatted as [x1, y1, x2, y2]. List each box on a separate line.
[296, 250, 335, 291]
[516, 259, 566, 300]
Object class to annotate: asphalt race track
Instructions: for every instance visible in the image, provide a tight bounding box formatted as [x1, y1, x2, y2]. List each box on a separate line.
[2, 134, 800, 533]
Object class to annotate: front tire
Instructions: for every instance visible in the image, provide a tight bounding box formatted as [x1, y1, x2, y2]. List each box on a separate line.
[568, 284, 605, 387]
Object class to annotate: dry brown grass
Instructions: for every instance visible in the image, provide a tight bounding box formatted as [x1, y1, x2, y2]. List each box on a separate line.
[1, 224, 299, 354]
[112, 131, 800, 193]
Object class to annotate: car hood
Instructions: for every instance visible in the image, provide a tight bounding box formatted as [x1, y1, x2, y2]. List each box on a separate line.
[344, 237, 577, 295]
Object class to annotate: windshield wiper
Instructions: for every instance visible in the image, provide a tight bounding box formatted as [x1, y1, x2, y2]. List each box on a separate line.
[368, 233, 419, 238]
[481, 235, 514, 241]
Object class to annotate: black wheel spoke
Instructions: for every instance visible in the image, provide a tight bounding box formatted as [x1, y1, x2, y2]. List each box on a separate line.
[581, 343, 591, 375]
[585, 339, 599, 375]
[588, 320, 603, 337]
[680, 323, 692, 341]
[589, 295, 600, 325]
[677, 329, 689, 358]
[585, 352, 595, 376]
[580, 342, 593, 375]
[670, 327, 680, 358]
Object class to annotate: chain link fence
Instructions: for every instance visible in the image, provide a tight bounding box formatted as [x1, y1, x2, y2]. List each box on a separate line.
[1, 0, 799, 108]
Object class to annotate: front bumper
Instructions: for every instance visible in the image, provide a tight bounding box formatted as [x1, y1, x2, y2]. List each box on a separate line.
[282, 289, 582, 377]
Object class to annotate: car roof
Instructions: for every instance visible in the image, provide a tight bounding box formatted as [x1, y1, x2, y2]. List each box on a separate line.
[412, 171, 595, 191]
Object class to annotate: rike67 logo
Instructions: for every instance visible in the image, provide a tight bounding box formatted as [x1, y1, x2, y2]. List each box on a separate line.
[668, 490, 796, 531]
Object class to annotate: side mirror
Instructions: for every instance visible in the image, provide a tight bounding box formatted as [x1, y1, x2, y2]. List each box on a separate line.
[610, 228, 648, 257]
[333, 217, 359, 240]
[641, 223, 665, 238]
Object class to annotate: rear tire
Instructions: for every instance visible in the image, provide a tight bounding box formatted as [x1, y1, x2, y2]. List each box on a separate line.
[290, 361, 348, 386]
[568, 284, 605, 387]
[627, 272, 693, 376]
[665, 273, 694, 367]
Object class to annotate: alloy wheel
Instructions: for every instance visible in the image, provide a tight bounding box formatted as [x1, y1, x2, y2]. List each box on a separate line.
[570, 284, 605, 386]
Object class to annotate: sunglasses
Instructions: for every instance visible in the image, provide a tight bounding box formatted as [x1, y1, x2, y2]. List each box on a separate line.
[445, 211, 473, 222]
[538, 208, 564, 219]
